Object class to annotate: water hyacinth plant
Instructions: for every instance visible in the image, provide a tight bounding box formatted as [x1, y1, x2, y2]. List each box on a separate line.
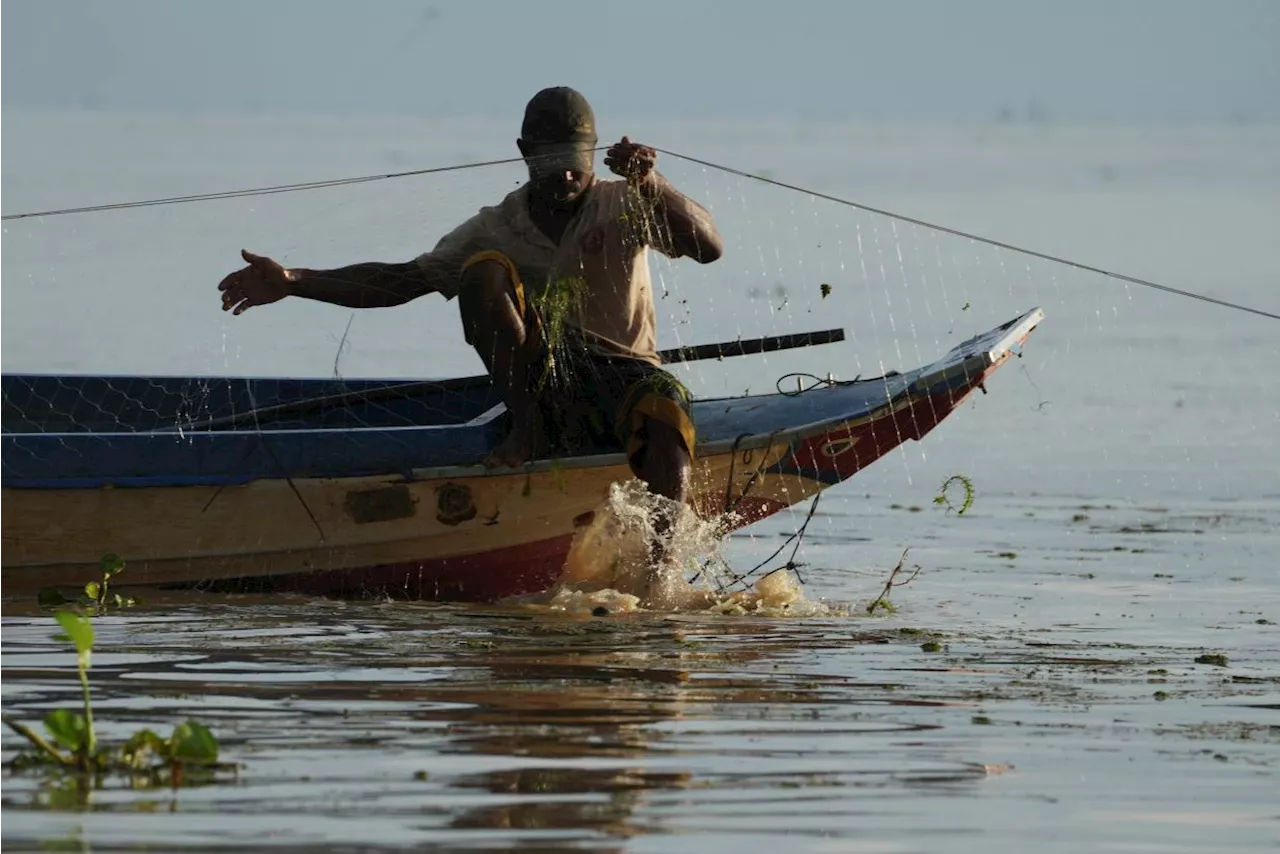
[5, 558, 235, 789]
[37, 553, 138, 614]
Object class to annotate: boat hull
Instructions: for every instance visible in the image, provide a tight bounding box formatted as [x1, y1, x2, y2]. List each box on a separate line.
[2, 309, 1043, 600]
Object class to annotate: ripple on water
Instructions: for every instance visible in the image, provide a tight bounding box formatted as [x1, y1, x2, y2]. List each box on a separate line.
[3, 496, 1278, 852]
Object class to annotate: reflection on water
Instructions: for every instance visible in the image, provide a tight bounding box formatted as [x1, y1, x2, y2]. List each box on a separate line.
[0, 596, 1003, 849]
[3, 496, 1279, 853]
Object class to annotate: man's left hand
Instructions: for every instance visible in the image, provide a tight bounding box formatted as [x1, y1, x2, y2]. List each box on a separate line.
[605, 136, 658, 185]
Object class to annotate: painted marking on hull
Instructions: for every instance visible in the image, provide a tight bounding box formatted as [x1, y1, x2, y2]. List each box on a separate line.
[344, 484, 417, 524]
[435, 482, 477, 526]
[820, 436, 859, 457]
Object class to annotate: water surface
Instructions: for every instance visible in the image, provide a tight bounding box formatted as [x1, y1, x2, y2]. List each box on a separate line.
[4, 496, 1277, 852]
[3, 112, 1278, 851]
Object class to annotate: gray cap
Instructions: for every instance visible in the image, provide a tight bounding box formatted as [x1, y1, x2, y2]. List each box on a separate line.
[521, 87, 597, 144]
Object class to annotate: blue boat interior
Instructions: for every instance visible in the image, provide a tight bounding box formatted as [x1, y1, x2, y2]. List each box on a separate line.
[0, 370, 905, 487]
[0, 309, 1039, 488]
[1, 374, 503, 434]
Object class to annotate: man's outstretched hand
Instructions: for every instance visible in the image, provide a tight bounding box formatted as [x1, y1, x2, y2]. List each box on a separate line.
[219, 249, 293, 315]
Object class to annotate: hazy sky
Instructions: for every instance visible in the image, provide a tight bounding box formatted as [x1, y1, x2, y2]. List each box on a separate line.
[4, 0, 1278, 121]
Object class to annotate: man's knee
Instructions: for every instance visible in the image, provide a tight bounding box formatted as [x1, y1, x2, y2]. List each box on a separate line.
[459, 260, 521, 346]
[646, 417, 689, 454]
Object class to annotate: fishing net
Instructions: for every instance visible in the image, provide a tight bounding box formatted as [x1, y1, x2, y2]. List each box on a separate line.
[3, 111, 1275, 603]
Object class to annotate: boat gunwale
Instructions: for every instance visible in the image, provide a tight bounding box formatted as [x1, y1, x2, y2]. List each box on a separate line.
[1, 309, 1043, 488]
[0, 370, 959, 489]
[0, 309, 1041, 442]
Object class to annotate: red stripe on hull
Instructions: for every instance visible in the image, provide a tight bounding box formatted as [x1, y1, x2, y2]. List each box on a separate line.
[788, 383, 977, 485]
[266, 534, 576, 601]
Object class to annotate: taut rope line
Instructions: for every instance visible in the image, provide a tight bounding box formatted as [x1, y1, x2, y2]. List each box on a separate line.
[4, 146, 1274, 322]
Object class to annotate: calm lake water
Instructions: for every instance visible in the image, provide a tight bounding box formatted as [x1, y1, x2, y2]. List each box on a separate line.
[2, 110, 1278, 851]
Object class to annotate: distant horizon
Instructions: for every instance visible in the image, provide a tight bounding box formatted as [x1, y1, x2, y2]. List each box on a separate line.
[4, 0, 1277, 123]
[7, 104, 1279, 127]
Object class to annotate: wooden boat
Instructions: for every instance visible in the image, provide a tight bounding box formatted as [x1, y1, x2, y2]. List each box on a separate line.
[1, 308, 1043, 600]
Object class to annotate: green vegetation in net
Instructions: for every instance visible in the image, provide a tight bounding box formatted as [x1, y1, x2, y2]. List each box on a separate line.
[934, 474, 976, 516]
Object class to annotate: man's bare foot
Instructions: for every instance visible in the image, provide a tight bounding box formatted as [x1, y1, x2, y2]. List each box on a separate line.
[483, 422, 537, 468]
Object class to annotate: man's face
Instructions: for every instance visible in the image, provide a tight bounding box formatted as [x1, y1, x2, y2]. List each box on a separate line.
[520, 140, 596, 208]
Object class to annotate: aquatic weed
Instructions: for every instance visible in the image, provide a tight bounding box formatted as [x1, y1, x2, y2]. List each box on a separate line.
[534, 276, 588, 380]
[934, 474, 975, 516]
[866, 548, 922, 616]
[4, 610, 230, 785]
[6, 559, 234, 789]
[37, 553, 139, 614]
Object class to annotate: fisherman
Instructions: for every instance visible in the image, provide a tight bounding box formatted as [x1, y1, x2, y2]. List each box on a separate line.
[218, 87, 723, 520]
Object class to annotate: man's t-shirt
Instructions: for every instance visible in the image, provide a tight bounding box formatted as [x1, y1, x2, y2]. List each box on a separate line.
[417, 179, 679, 366]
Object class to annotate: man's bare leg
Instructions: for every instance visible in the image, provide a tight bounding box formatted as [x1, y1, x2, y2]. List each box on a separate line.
[635, 418, 710, 605]
[636, 418, 691, 505]
[458, 260, 539, 467]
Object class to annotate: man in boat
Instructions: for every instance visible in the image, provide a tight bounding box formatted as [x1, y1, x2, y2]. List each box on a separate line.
[217, 87, 723, 525]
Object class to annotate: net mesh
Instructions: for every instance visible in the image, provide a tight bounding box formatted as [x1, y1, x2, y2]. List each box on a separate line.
[3, 111, 1274, 601]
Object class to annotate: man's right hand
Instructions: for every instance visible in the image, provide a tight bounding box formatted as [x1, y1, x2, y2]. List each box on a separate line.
[219, 249, 293, 315]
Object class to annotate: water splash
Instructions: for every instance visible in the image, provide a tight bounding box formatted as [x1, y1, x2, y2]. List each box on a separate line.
[549, 480, 839, 616]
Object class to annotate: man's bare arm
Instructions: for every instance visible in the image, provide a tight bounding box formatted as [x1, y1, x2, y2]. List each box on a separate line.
[219, 250, 457, 315]
[636, 172, 723, 264]
[287, 257, 455, 308]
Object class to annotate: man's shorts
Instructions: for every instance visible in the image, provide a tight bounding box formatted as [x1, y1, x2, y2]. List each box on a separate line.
[462, 250, 696, 469]
[539, 348, 695, 467]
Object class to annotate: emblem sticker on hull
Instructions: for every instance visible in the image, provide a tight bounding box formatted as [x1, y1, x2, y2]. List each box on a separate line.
[436, 482, 477, 526]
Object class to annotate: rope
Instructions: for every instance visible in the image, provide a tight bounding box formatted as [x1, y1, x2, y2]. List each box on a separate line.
[654, 148, 1280, 322]
[717, 492, 822, 594]
[0, 149, 602, 221]
[775, 372, 861, 397]
[3, 144, 1275, 322]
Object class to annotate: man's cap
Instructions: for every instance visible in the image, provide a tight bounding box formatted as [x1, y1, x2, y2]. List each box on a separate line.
[521, 87, 597, 145]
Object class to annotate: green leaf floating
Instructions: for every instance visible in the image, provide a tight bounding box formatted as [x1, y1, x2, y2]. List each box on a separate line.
[43, 709, 88, 753]
[170, 720, 219, 763]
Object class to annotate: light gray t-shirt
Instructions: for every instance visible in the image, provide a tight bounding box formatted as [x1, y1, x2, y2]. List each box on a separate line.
[416, 179, 679, 365]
